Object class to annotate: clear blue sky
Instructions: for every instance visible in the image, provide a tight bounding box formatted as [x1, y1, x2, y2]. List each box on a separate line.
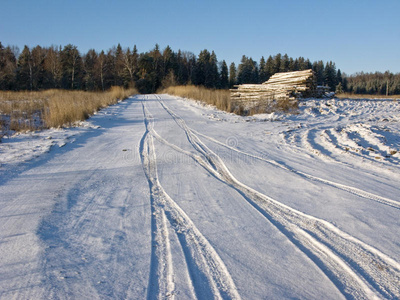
[1, 0, 399, 74]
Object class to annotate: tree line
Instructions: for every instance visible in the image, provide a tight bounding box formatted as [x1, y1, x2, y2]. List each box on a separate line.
[343, 71, 400, 95]
[1, 41, 398, 95]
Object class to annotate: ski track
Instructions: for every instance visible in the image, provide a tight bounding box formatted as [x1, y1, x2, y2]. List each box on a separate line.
[148, 94, 400, 299]
[140, 97, 241, 300]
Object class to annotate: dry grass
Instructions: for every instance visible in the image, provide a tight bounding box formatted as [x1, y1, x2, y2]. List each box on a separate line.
[336, 93, 400, 100]
[159, 85, 298, 116]
[0, 87, 137, 134]
[159, 85, 232, 112]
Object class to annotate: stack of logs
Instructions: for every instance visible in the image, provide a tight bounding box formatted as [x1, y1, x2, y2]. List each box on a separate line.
[230, 69, 317, 110]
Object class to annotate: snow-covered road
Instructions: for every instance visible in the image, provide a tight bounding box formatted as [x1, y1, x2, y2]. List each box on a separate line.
[1, 94, 399, 299]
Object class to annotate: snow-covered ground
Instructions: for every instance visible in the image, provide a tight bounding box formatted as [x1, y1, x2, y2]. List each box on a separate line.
[0, 95, 399, 299]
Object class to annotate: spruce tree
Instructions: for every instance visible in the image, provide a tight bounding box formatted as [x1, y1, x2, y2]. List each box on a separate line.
[259, 56, 269, 83]
[83, 49, 98, 90]
[229, 62, 236, 88]
[17, 46, 33, 90]
[0, 42, 17, 90]
[280, 54, 289, 72]
[324, 61, 337, 91]
[220, 60, 229, 89]
[61, 44, 82, 89]
[266, 55, 274, 78]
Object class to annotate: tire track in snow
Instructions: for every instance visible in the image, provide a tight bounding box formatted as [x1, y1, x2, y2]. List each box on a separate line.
[140, 98, 241, 300]
[191, 129, 400, 210]
[285, 125, 400, 178]
[154, 95, 400, 299]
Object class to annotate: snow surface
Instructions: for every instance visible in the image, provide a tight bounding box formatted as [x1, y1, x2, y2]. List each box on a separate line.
[0, 95, 399, 299]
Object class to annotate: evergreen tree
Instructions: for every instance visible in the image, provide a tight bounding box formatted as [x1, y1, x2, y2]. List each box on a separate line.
[312, 60, 325, 85]
[280, 53, 289, 72]
[324, 61, 337, 91]
[219, 60, 229, 89]
[288, 57, 296, 71]
[17, 46, 33, 90]
[259, 56, 269, 83]
[336, 69, 342, 85]
[273, 53, 282, 73]
[206, 51, 219, 88]
[162, 45, 174, 78]
[193, 49, 210, 86]
[30, 45, 46, 89]
[0, 42, 17, 90]
[237, 56, 258, 84]
[229, 62, 236, 88]
[61, 44, 82, 89]
[83, 49, 98, 90]
[266, 55, 275, 78]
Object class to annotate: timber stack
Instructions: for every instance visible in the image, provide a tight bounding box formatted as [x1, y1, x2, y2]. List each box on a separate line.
[230, 69, 316, 111]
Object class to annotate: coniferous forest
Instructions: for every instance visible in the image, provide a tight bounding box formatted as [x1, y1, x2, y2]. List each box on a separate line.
[0, 42, 399, 95]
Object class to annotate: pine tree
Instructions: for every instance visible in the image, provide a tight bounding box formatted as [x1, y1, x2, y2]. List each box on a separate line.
[336, 69, 342, 86]
[229, 62, 236, 88]
[266, 55, 274, 78]
[237, 56, 258, 84]
[312, 60, 325, 85]
[280, 53, 289, 72]
[206, 51, 219, 88]
[0, 42, 17, 90]
[273, 53, 281, 73]
[83, 49, 98, 90]
[61, 44, 82, 89]
[30, 45, 46, 89]
[220, 60, 229, 89]
[324, 61, 337, 91]
[259, 56, 269, 83]
[17, 46, 33, 90]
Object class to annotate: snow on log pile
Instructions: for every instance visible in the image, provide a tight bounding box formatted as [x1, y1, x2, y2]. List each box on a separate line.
[230, 69, 317, 111]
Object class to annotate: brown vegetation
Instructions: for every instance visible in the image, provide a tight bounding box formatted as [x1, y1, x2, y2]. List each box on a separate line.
[336, 93, 400, 100]
[159, 85, 232, 112]
[0, 87, 137, 133]
[160, 85, 298, 115]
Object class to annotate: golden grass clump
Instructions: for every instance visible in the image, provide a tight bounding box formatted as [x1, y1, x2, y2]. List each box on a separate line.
[0, 87, 137, 133]
[159, 85, 232, 112]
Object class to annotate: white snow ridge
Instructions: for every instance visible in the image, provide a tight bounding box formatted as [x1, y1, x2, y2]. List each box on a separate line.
[1, 95, 399, 299]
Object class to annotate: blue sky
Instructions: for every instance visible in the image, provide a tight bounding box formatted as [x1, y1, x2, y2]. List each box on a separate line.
[1, 0, 399, 74]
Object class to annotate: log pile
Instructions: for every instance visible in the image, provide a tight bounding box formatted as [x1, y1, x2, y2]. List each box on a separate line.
[230, 69, 317, 111]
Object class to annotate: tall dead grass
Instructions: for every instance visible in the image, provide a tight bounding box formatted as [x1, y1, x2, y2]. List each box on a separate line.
[159, 85, 232, 112]
[0, 86, 137, 133]
[159, 85, 298, 115]
[336, 93, 400, 100]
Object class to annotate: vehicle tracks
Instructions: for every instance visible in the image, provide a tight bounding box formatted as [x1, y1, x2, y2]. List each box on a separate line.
[140, 98, 241, 300]
[150, 94, 400, 299]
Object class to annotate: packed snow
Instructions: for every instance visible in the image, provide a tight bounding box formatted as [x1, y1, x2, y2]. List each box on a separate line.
[0, 94, 399, 299]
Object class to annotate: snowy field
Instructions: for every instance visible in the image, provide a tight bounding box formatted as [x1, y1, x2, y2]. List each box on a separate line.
[0, 94, 399, 299]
